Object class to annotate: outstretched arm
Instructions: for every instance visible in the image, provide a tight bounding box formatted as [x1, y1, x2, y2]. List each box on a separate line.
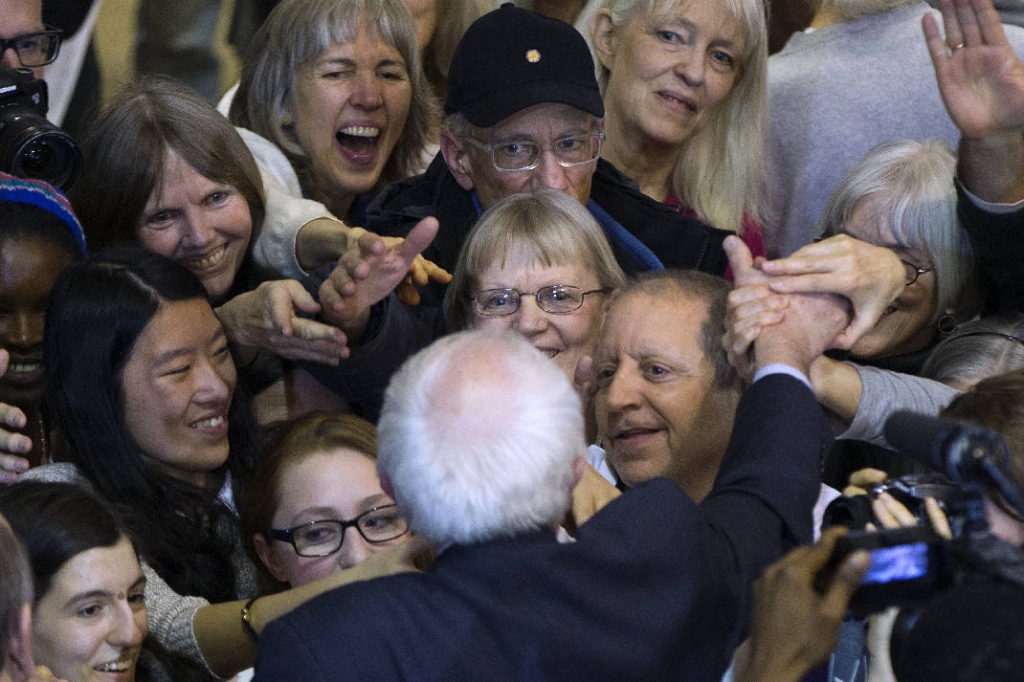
[319, 217, 441, 341]
[924, 0, 1024, 202]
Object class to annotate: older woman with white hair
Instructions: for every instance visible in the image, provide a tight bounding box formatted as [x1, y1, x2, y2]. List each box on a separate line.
[810, 138, 978, 369]
[725, 138, 980, 486]
[576, 0, 770, 264]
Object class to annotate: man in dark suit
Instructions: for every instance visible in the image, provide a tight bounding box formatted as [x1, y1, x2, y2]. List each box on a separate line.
[254, 249, 850, 682]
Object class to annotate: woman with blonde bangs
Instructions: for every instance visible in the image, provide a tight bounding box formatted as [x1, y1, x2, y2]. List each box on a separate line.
[577, 0, 769, 263]
[304, 190, 626, 443]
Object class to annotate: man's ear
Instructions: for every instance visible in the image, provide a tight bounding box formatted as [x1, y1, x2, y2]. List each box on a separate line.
[7, 603, 34, 681]
[440, 130, 476, 191]
[571, 454, 586, 490]
[252, 533, 290, 584]
[591, 9, 618, 71]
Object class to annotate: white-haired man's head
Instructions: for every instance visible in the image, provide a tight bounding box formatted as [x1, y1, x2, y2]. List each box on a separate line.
[377, 330, 586, 546]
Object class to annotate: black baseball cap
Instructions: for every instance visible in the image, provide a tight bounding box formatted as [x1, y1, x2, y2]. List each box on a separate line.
[444, 3, 605, 128]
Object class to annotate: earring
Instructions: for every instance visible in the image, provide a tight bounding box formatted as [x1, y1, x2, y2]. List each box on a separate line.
[937, 313, 958, 335]
[281, 114, 293, 127]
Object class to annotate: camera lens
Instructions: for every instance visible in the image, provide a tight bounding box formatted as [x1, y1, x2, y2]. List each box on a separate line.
[1, 112, 83, 192]
[20, 139, 57, 175]
[9, 129, 82, 192]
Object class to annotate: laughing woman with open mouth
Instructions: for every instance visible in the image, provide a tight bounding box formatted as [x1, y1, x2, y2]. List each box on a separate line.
[227, 0, 439, 280]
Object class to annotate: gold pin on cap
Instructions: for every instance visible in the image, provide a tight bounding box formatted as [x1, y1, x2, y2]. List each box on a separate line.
[526, 49, 541, 63]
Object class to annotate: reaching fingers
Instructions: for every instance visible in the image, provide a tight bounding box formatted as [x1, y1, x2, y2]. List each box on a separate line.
[941, 0, 966, 49]
[723, 235, 760, 287]
[925, 497, 954, 539]
[394, 217, 440, 264]
[973, 0, 1010, 45]
[0, 401, 27, 430]
[872, 492, 918, 529]
[0, 427, 32, 455]
[822, 550, 871, 620]
[849, 468, 889, 489]
[395, 279, 422, 306]
[955, 0, 983, 47]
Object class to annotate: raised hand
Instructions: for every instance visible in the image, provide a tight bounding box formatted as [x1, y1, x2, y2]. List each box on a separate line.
[923, 0, 1024, 138]
[319, 217, 440, 339]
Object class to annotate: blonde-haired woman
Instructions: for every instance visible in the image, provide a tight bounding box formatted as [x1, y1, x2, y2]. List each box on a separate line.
[577, 0, 769, 265]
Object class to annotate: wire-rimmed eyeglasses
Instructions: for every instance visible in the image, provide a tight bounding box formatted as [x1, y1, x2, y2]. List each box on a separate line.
[900, 258, 935, 287]
[269, 505, 409, 557]
[0, 27, 63, 68]
[462, 132, 605, 172]
[472, 285, 607, 316]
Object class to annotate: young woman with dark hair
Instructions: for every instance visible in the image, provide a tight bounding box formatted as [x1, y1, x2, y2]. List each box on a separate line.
[0, 481, 209, 682]
[23, 248, 426, 678]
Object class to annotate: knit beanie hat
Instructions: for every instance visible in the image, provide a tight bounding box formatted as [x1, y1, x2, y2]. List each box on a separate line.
[0, 172, 87, 256]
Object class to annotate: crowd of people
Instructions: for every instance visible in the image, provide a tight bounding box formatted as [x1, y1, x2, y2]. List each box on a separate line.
[2, 0, 1024, 680]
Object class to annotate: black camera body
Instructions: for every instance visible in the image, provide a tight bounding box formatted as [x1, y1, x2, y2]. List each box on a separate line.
[0, 64, 82, 191]
[815, 526, 955, 618]
[821, 473, 966, 532]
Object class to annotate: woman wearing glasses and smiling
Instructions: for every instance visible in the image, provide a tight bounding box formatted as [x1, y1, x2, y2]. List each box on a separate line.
[303, 189, 626, 443]
[243, 412, 413, 592]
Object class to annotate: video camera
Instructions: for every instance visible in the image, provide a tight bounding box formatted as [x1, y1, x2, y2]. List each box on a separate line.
[0, 64, 82, 191]
[816, 412, 1024, 617]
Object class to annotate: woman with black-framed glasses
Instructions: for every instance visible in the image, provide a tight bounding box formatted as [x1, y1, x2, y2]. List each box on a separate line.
[243, 412, 416, 591]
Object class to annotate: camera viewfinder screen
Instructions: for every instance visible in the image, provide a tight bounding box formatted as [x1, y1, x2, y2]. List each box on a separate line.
[862, 542, 928, 584]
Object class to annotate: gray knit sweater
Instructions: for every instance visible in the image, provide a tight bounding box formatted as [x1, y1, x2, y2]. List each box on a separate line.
[764, 2, 1024, 257]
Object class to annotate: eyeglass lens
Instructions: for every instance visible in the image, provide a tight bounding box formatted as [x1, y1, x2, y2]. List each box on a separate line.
[290, 506, 407, 556]
[475, 285, 591, 315]
[901, 259, 933, 286]
[2, 32, 59, 67]
[491, 134, 601, 171]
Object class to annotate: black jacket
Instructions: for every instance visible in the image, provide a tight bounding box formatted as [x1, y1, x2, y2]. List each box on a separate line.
[366, 155, 731, 305]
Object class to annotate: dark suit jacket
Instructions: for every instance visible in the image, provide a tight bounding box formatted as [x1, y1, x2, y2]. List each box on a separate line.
[254, 374, 830, 682]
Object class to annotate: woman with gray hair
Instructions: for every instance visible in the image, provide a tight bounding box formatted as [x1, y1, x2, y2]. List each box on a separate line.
[743, 138, 980, 375]
[813, 138, 979, 368]
[228, 0, 441, 279]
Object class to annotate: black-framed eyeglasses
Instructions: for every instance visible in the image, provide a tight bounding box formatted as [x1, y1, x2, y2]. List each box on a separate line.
[462, 132, 605, 172]
[0, 27, 63, 68]
[472, 285, 607, 316]
[269, 504, 409, 557]
[900, 259, 935, 287]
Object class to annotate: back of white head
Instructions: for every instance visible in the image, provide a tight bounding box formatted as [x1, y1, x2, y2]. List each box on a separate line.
[377, 330, 585, 545]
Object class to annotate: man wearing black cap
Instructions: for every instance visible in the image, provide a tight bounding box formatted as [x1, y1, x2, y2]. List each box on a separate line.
[366, 3, 730, 305]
